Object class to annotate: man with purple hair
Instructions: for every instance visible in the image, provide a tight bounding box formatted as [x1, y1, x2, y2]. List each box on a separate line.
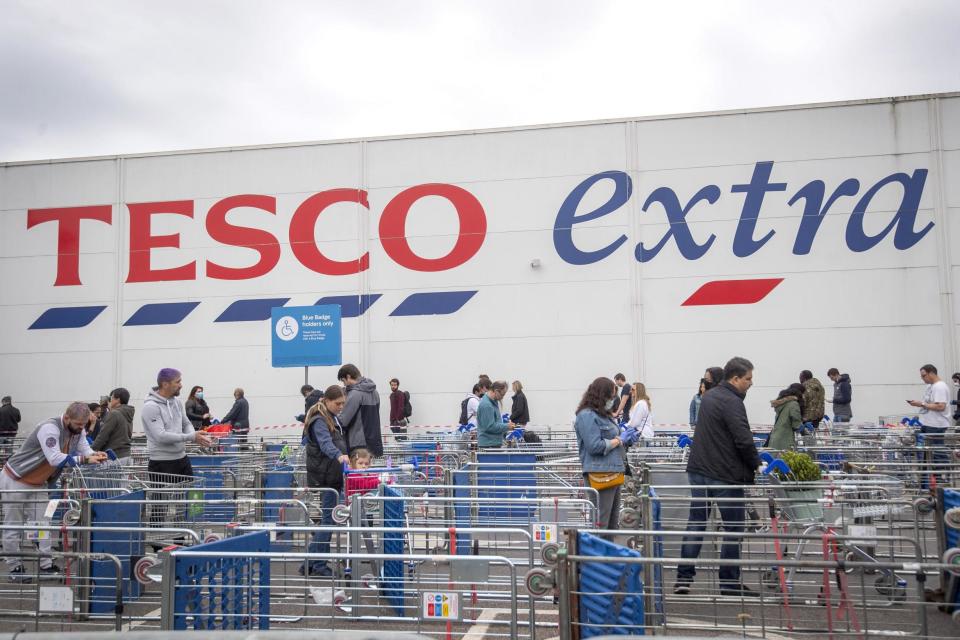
[142, 368, 212, 487]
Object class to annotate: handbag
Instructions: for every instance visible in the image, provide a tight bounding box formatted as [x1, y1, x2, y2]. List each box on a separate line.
[587, 471, 625, 490]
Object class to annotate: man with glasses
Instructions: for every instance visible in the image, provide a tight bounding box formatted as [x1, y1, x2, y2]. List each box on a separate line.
[1, 402, 107, 582]
[908, 364, 952, 481]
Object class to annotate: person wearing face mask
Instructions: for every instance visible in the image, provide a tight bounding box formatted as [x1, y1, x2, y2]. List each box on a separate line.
[302, 385, 350, 577]
[574, 377, 637, 530]
[950, 373, 960, 422]
[184, 386, 211, 430]
[2, 402, 107, 582]
[477, 380, 514, 448]
[675, 357, 762, 598]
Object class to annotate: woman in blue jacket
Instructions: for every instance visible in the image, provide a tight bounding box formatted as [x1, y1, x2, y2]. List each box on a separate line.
[574, 377, 637, 529]
[302, 385, 349, 577]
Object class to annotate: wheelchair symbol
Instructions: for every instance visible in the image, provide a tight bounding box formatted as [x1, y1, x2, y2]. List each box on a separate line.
[275, 316, 299, 341]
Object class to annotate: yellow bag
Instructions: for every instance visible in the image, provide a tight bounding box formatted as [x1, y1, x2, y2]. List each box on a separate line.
[587, 471, 625, 490]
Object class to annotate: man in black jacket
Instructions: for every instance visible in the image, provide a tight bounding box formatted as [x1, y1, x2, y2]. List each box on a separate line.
[0, 396, 21, 442]
[221, 388, 250, 442]
[301, 385, 322, 416]
[675, 357, 762, 598]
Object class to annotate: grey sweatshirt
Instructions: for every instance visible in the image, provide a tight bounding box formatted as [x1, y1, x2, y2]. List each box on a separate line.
[142, 389, 196, 461]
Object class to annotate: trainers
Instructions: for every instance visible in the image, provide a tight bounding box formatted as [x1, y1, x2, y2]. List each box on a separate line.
[39, 565, 62, 579]
[720, 584, 760, 598]
[297, 563, 332, 577]
[8, 566, 32, 584]
[673, 581, 691, 595]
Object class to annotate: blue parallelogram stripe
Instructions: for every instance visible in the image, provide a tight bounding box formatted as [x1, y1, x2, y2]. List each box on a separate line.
[29, 306, 107, 330]
[315, 294, 382, 318]
[124, 302, 200, 326]
[390, 291, 477, 317]
[215, 298, 290, 322]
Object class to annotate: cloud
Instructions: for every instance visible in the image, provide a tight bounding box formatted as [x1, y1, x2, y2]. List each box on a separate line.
[1, 0, 958, 162]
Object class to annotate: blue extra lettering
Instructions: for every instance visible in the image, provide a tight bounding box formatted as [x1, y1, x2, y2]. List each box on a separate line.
[846, 170, 931, 252]
[553, 171, 631, 265]
[731, 161, 786, 257]
[790, 179, 860, 255]
[636, 185, 720, 262]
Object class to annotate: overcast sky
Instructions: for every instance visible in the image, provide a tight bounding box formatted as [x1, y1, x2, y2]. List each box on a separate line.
[1, 0, 958, 163]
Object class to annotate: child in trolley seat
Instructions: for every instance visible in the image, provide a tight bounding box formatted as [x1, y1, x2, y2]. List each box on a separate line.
[344, 447, 385, 498]
[344, 447, 391, 584]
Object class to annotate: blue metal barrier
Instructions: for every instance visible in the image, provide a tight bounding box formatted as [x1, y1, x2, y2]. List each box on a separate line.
[944, 488, 959, 612]
[577, 531, 645, 636]
[476, 452, 537, 523]
[190, 455, 239, 523]
[168, 530, 271, 630]
[88, 489, 145, 614]
[451, 469, 473, 555]
[381, 485, 407, 616]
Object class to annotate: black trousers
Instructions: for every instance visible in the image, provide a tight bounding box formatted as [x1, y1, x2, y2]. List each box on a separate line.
[147, 456, 194, 527]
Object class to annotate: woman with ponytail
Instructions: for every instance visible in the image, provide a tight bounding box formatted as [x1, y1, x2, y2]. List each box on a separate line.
[302, 385, 349, 577]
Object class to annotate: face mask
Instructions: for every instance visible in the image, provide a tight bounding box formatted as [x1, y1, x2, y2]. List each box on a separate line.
[196, 392, 204, 399]
[604, 398, 615, 411]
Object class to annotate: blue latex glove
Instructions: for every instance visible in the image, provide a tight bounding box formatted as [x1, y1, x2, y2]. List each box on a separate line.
[620, 427, 639, 446]
[505, 428, 525, 441]
[501, 413, 510, 424]
[763, 459, 791, 476]
[759, 451, 775, 464]
[457, 423, 475, 433]
[105, 449, 117, 461]
[676, 434, 692, 449]
[211, 418, 220, 425]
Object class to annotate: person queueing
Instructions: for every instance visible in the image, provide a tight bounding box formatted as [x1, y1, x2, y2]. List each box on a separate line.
[303, 385, 349, 578]
[1, 402, 107, 582]
[574, 377, 638, 530]
[675, 357, 762, 598]
[142, 369, 213, 528]
[477, 381, 513, 449]
[221, 388, 250, 443]
[92, 387, 134, 464]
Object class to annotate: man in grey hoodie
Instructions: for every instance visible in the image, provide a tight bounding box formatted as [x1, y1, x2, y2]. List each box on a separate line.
[142, 368, 213, 479]
[337, 364, 383, 457]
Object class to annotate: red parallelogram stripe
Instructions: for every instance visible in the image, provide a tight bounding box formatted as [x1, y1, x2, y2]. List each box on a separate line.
[682, 278, 784, 306]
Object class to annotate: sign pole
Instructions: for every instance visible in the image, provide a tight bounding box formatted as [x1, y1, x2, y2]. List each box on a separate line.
[304, 366, 309, 387]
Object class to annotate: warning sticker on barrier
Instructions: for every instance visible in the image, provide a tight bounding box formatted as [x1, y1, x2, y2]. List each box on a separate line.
[533, 523, 557, 543]
[246, 522, 277, 541]
[39, 586, 74, 612]
[847, 524, 878, 546]
[421, 591, 460, 621]
[26, 521, 48, 541]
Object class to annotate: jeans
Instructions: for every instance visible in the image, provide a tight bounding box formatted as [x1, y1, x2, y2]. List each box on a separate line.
[307, 488, 340, 569]
[584, 478, 621, 530]
[920, 425, 948, 482]
[677, 472, 746, 586]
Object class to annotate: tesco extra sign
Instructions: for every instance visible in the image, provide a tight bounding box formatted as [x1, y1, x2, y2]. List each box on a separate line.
[26, 161, 928, 287]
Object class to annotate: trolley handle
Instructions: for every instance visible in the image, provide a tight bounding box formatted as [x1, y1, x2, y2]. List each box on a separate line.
[342, 463, 417, 475]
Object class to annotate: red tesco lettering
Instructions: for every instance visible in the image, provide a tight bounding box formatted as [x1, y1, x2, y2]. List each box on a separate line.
[27, 185, 488, 286]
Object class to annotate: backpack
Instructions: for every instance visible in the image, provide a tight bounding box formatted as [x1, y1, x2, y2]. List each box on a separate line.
[402, 390, 413, 418]
[458, 397, 470, 425]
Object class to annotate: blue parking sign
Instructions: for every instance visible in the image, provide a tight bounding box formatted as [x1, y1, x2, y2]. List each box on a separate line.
[270, 305, 342, 367]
